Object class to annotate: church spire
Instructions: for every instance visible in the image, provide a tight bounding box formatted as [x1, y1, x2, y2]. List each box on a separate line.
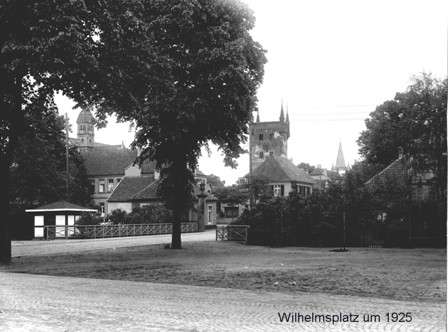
[256, 110, 260, 122]
[335, 141, 346, 174]
[286, 103, 290, 124]
[280, 98, 285, 123]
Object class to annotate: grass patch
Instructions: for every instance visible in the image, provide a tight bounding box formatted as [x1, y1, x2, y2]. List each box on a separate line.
[2, 241, 446, 303]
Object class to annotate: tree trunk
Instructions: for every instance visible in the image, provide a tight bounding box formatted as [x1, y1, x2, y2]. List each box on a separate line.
[171, 208, 182, 249]
[0, 161, 11, 265]
[0, 73, 23, 265]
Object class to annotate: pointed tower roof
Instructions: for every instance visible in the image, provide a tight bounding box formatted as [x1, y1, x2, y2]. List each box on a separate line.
[279, 99, 285, 123]
[335, 141, 346, 172]
[286, 104, 290, 124]
[256, 111, 260, 122]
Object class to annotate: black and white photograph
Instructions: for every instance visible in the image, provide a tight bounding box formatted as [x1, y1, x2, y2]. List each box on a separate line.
[0, 0, 446, 331]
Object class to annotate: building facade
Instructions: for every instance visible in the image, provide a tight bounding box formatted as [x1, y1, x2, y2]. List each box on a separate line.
[250, 102, 290, 172]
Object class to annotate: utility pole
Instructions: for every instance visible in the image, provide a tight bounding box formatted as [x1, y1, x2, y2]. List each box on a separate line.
[248, 120, 253, 210]
[65, 113, 69, 201]
[342, 209, 346, 251]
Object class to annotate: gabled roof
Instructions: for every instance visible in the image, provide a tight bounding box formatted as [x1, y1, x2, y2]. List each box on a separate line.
[81, 146, 155, 177]
[108, 176, 154, 202]
[110, 177, 218, 203]
[26, 200, 96, 212]
[131, 178, 161, 201]
[250, 156, 314, 184]
[365, 156, 407, 187]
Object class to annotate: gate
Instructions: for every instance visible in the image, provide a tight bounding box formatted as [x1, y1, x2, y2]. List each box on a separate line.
[216, 225, 249, 243]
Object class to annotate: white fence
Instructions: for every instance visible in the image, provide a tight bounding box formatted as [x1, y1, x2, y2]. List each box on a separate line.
[44, 223, 198, 240]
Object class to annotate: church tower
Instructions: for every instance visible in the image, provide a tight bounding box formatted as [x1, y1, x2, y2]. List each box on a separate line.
[76, 107, 95, 149]
[334, 141, 347, 174]
[250, 100, 290, 172]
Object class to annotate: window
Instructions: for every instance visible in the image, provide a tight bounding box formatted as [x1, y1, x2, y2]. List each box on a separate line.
[259, 134, 263, 141]
[90, 180, 95, 193]
[224, 206, 239, 218]
[99, 179, 105, 193]
[259, 151, 264, 158]
[269, 133, 274, 140]
[269, 151, 274, 156]
[207, 205, 213, 224]
[108, 179, 114, 192]
[273, 185, 284, 197]
[299, 185, 311, 196]
[99, 203, 105, 216]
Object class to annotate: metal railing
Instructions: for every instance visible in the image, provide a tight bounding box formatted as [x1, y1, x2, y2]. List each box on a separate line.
[216, 225, 250, 243]
[44, 223, 198, 240]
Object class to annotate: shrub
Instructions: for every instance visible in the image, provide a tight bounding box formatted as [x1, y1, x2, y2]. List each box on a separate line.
[75, 213, 103, 226]
[107, 209, 127, 224]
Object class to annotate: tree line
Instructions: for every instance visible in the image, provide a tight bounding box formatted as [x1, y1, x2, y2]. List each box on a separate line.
[234, 73, 446, 248]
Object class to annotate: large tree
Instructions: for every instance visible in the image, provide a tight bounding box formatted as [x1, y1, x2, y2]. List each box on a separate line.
[0, 0, 265, 263]
[358, 73, 447, 197]
[91, 0, 266, 248]
[0, 0, 103, 263]
[9, 107, 93, 208]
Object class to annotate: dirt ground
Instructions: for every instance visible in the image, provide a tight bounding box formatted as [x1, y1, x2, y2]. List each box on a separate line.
[2, 241, 446, 303]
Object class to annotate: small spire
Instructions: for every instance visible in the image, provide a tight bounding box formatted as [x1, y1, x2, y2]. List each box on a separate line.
[280, 98, 285, 123]
[286, 104, 290, 123]
[335, 141, 346, 174]
[256, 111, 260, 122]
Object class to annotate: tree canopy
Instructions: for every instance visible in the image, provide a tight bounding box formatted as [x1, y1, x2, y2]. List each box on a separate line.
[358, 73, 447, 184]
[91, 0, 267, 248]
[0, 0, 266, 262]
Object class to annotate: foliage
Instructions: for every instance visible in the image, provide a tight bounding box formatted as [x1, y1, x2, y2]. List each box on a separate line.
[107, 209, 128, 225]
[358, 72, 447, 197]
[357, 73, 447, 244]
[207, 174, 225, 189]
[89, 0, 266, 248]
[297, 162, 315, 173]
[214, 186, 246, 204]
[9, 107, 67, 209]
[0, 0, 266, 262]
[0, 0, 103, 263]
[126, 206, 172, 225]
[75, 213, 103, 226]
[106, 206, 172, 225]
[249, 175, 273, 203]
[8, 108, 93, 240]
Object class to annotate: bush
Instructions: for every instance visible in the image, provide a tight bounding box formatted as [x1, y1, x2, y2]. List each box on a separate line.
[107, 209, 127, 224]
[75, 213, 103, 225]
[106, 205, 172, 225]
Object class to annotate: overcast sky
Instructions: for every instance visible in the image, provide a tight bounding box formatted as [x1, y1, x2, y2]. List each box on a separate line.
[56, 0, 447, 185]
